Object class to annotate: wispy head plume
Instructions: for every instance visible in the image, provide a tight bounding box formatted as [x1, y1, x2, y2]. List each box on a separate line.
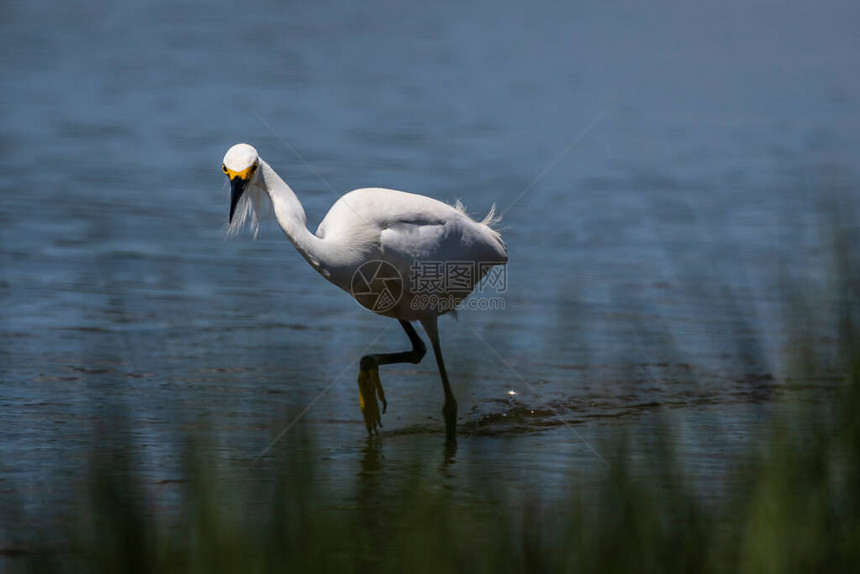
[225, 183, 273, 238]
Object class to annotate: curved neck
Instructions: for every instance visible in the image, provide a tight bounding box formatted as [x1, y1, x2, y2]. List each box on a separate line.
[260, 160, 325, 267]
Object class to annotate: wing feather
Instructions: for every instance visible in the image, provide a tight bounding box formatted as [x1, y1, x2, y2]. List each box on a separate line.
[316, 187, 506, 294]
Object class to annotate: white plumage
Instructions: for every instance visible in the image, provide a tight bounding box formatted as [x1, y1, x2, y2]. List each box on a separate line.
[222, 143, 507, 438]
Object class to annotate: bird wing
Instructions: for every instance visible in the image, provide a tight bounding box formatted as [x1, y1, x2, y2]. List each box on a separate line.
[371, 191, 507, 298]
[379, 214, 506, 268]
[315, 188, 506, 287]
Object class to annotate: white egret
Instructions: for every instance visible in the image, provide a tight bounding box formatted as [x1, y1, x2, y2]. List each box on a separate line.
[221, 143, 507, 440]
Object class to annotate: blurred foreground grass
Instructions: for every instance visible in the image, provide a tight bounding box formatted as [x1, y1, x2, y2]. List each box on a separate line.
[5, 224, 860, 574]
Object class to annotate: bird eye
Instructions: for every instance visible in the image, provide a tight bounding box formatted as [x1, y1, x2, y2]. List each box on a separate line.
[250, 163, 258, 174]
[222, 165, 228, 173]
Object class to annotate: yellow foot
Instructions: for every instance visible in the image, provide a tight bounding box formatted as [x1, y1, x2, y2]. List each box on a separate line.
[358, 366, 387, 434]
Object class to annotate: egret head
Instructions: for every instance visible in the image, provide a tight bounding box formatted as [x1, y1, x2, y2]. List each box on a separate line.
[222, 143, 261, 221]
[222, 143, 271, 236]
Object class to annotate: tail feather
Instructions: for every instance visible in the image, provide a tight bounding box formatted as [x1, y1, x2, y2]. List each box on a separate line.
[481, 203, 502, 228]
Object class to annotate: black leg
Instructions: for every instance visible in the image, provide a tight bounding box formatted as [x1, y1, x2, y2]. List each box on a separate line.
[366, 320, 426, 370]
[420, 316, 457, 443]
[358, 320, 426, 434]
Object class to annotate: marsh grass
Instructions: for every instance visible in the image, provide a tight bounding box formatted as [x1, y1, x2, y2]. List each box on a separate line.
[6, 226, 860, 573]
